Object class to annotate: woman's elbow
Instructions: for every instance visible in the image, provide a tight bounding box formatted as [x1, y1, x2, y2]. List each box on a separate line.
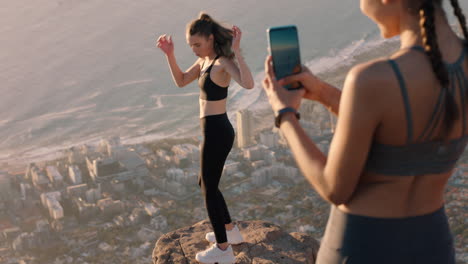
[243, 82, 255, 89]
[323, 188, 352, 206]
[327, 192, 351, 206]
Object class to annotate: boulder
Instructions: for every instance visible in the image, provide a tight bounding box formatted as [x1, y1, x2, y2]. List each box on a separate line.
[152, 220, 320, 264]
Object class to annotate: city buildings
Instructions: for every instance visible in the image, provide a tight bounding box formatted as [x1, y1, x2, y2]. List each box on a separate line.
[236, 109, 255, 148]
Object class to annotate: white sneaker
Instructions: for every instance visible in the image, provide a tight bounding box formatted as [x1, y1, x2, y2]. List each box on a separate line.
[205, 225, 244, 244]
[195, 244, 236, 264]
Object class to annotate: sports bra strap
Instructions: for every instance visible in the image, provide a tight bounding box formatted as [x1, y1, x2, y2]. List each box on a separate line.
[199, 55, 220, 78]
[388, 59, 414, 143]
[454, 67, 468, 135]
[208, 55, 220, 70]
[418, 88, 446, 141]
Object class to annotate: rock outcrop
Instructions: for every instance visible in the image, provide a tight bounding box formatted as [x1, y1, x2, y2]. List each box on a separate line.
[152, 220, 320, 264]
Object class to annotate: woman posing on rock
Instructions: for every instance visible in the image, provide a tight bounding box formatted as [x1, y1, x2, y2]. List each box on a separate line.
[157, 12, 254, 264]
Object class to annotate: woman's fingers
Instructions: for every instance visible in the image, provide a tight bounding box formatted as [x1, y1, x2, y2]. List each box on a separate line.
[278, 72, 305, 86]
[265, 56, 276, 80]
[156, 34, 173, 47]
[157, 35, 167, 43]
[232, 26, 241, 38]
[263, 57, 272, 91]
[262, 76, 269, 89]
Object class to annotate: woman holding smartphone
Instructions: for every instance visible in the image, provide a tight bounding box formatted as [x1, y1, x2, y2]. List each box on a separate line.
[263, 0, 467, 263]
[157, 12, 254, 263]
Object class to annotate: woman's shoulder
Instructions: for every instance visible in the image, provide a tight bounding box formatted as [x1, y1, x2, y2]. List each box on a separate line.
[216, 55, 233, 64]
[216, 55, 237, 71]
[346, 57, 397, 92]
[339, 58, 401, 117]
[351, 47, 420, 79]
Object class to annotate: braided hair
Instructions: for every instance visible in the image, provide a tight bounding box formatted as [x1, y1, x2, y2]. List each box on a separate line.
[186, 12, 234, 59]
[418, 0, 468, 135]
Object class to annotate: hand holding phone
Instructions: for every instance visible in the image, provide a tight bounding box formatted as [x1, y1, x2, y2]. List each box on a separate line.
[267, 25, 303, 90]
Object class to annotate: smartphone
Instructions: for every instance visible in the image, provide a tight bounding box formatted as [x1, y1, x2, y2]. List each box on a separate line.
[267, 25, 302, 90]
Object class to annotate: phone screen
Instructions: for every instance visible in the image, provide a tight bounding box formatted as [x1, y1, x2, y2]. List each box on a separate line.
[267, 25, 302, 90]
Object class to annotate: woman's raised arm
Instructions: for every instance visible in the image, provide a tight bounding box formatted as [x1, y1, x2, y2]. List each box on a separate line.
[157, 34, 201, 88]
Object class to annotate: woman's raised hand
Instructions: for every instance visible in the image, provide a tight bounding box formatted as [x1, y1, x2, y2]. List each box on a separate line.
[231, 26, 242, 53]
[156, 34, 174, 55]
[262, 56, 305, 113]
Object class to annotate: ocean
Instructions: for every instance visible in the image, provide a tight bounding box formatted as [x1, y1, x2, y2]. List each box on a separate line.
[2, 0, 468, 164]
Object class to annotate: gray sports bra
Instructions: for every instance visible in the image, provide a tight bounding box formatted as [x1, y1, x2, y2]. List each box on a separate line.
[365, 45, 468, 176]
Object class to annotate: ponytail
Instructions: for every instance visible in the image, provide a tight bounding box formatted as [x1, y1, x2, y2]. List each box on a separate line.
[187, 12, 235, 59]
[419, 0, 459, 135]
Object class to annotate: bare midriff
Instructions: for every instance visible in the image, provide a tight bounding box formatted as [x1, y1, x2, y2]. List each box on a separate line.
[199, 97, 227, 118]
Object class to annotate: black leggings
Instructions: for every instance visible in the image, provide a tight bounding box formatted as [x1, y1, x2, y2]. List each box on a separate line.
[317, 206, 455, 264]
[199, 113, 235, 243]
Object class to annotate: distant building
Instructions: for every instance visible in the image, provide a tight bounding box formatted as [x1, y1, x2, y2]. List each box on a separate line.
[172, 144, 199, 162]
[68, 165, 82, 184]
[0, 173, 11, 201]
[97, 198, 123, 217]
[3, 227, 21, 241]
[40, 192, 63, 220]
[156, 149, 169, 159]
[162, 179, 186, 196]
[12, 232, 36, 251]
[251, 160, 267, 170]
[40, 192, 61, 207]
[96, 136, 125, 157]
[35, 219, 50, 233]
[137, 227, 158, 242]
[265, 150, 276, 165]
[48, 200, 64, 220]
[151, 215, 168, 231]
[67, 146, 85, 164]
[299, 101, 317, 123]
[144, 203, 160, 217]
[165, 168, 197, 186]
[85, 185, 102, 203]
[79, 144, 94, 157]
[25, 163, 35, 180]
[128, 208, 146, 225]
[132, 145, 153, 157]
[243, 145, 268, 161]
[46, 166, 64, 185]
[86, 150, 148, 184]
[110, 180, 125, 193]
[116, 150, 149, 178]
[72, 197, 99, 221]
[166, 168, 184, 181]
[301, 120, 322, 138]
[31, 166, 49, 189]
[251, 163, 299, 186]
[20, 183, 27, 200]
[259, 130, 280, 148]
[223, 162, 240, 176]
[86, 156, 121, 181]
[106, 136, 125, 157]
[66, 184, 88, 199]
[237, 109, 255, 148]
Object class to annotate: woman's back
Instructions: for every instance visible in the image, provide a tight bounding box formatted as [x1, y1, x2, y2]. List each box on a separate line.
[341, 33, 468, 217]
[262, 1, 467, 263]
